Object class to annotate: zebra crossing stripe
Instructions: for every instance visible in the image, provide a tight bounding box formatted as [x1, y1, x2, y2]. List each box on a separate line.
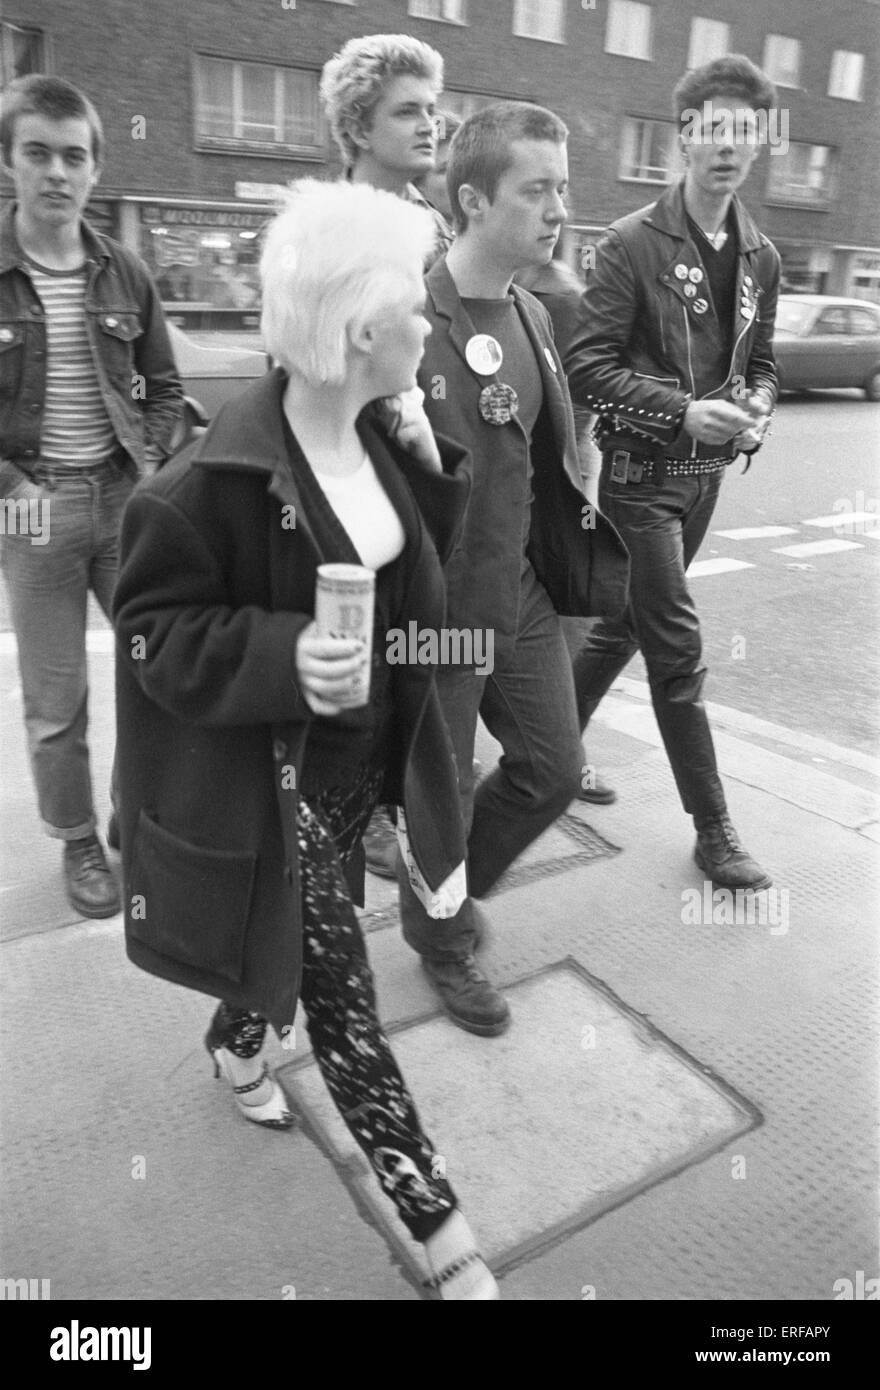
[686, 558, 755, 577]
[773, 539, 863, 558]
[713, 526, 798, 540]
[802, 512, 877, 528]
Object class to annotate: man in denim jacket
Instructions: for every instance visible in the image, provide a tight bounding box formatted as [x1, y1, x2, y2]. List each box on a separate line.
[0, 76, 182, 917]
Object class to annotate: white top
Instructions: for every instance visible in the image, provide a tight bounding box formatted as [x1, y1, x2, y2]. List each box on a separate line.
[310, 451, 406, 570]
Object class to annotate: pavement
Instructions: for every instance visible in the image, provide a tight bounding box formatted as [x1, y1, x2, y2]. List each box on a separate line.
[1, 612, 878, 1302]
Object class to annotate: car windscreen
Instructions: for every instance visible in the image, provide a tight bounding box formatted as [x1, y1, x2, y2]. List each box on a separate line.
[774, 300, 814, 335]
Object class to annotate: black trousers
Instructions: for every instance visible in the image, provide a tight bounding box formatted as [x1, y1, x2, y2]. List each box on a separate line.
[571, 464, 728, 826]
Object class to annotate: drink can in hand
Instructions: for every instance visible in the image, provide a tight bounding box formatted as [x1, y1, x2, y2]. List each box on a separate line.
[314, 563, 375, 709]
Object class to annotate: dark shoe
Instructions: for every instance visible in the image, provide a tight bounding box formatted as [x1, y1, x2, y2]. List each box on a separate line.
[694, 817, 772, 891]
[576, 772, 617, 806]
[421, 955, 510, 1036]
[63, 835, 121, 918]
[364, 807, 399, 879]
[107, 812, 120, 851]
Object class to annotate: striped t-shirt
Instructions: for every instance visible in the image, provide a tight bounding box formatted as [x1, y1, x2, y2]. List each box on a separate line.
[27, 258, 117, 465]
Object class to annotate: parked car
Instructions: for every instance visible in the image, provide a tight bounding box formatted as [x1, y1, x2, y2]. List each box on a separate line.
[773, 295, 880, 400]
[166, 324, 268, 452]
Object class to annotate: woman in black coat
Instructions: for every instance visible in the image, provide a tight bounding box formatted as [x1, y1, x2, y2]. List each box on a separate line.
[113, 180, 497, 1300]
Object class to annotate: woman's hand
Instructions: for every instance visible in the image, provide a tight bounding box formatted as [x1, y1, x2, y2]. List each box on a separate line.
[295, 622, 369, 716]
[377, 386, 442, 472]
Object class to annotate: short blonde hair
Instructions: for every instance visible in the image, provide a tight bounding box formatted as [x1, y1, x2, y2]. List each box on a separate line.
[260, 179, 435, 385]
[320, 33, 443, 168]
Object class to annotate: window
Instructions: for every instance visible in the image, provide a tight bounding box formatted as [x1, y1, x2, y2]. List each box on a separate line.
[828, 50, 865, 101]
[409, 0, 466, 21]
[0, 21, 45, 86]
[513, 0, 565, 44]
[605, 0, 652, 60]
[849, 306, 880, 334]
[687, 17, 730, 69]
[442, 90, 504, 120]
[619, 117, 676, 183]
[766, 143, 835, 204]
[194, 56, 322, 153]
[763, 34, 801, 87]
[813, 308, 850, 335]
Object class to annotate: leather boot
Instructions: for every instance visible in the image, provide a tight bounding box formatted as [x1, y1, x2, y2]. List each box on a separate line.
[63, 835, 121, 918]
[694, 816, 772, 891]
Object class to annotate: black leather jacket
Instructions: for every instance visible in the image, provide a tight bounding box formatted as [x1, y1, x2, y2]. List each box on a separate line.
[565, 180, 780, 462]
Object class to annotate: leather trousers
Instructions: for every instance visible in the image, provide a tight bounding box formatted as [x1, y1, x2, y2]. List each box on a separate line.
[571, 463, 728, 826]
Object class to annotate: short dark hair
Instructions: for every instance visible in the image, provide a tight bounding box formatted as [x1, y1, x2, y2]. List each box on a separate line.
[0, 75, 104, 165]
[673, 54, 777, 124]
[447, 100, 568, 234]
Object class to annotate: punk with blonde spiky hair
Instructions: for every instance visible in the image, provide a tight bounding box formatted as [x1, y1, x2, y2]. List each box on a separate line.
[260, 178, 435, 384]
[319, 32, 443, 172]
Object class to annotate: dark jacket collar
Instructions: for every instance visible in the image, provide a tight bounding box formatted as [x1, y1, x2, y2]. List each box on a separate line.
[191, 366, 426, 556]
[0, 201, 111, 274]
[644, 178, 764, 254]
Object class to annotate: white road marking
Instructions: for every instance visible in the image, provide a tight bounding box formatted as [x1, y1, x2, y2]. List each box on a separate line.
[713, 526, 798, 540]
[773, 539, 864, 558]
[802, 512, 878, 528]
[686, 558, 755, 577]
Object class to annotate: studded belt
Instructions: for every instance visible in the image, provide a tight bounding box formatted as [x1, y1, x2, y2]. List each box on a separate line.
[605, 449, 732, 484]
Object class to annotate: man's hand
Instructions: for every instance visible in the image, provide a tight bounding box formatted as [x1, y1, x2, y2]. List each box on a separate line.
[683, 399, 755, 446]
[376, 386, 442, 472]
[295, 621, 368, 716]
[732, 392, 773, 453]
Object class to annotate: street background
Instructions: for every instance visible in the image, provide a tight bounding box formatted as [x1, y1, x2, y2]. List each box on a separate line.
[1, 393, 878, 1303]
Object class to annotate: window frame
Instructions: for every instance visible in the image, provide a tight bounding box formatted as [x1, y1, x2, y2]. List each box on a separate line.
[686, 16, 730, 70]
[827, 49, 865, 101]
[192, 53, 325, 159]
[605, 0, 653, 62]
[762, 33, 802, 89]
[765, 141, 836, 207]
[0, 18, 48, 86]
[618, 115, 678, 185]
[408, 0, 467, 23]
[512, 0, 566, 45]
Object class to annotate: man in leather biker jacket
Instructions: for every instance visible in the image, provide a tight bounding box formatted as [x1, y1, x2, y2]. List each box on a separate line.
[565, 55, 781, 892]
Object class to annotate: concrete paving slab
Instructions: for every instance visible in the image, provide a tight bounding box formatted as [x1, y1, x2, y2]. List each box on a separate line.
[282, 959, 759, 1293]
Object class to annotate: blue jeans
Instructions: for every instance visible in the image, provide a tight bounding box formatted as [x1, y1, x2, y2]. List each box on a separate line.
[399, 563, 583, 962]
[1, 459, 132, 839]
[571, 467, 727, 825]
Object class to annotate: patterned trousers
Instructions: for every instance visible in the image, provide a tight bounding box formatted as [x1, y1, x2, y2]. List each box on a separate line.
[215, 764, 457, 1242]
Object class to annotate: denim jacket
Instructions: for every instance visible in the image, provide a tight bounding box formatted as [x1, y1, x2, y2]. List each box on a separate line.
[565, 180, 781, 462]
[0, 202, 183, 484]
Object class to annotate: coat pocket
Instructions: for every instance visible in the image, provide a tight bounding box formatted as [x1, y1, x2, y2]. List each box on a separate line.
[128, 811, 257, 986]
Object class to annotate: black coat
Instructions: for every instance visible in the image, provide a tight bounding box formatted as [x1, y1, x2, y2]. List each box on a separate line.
[112, 369, 471, 1030]
[565, 180, 780, 460]
[418, 258, 629, 656]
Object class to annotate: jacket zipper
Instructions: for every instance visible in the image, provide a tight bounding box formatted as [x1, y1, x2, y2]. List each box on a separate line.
[682, 305, 698, 459]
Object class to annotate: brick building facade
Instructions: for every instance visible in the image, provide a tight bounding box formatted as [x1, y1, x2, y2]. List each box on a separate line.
[4, 0, 879, 329]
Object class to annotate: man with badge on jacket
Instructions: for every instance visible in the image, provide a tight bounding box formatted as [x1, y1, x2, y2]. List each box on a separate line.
[399, 101, 629, 1035]
[565, 55, 780, 893]
[0, 76, 182, 918]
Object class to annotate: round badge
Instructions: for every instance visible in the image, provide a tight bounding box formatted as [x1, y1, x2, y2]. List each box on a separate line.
[465, 334, 503, 376]
[674, 264, 689, 280]
[684, 282, 697, 298]
[688, 267, 703, 284]
[740, 306, 755, 319]
[693, 298, 709, 315]
[744, 276, 753, 287]
[543, 346, 558, 374]
[479, 382, 519, 425]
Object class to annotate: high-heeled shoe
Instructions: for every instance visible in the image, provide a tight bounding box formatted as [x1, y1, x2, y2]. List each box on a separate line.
[204, 1030, 295, 1130]
[422, 1210, 500, 1300]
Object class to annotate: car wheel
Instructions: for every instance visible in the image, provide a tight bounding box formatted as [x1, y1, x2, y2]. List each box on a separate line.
[864, 368, 880, 402]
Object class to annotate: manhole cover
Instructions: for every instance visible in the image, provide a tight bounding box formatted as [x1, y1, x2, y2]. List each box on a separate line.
[280, 958, 760, 1294]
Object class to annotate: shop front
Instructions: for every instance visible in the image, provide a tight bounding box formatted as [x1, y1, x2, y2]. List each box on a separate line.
[124, 198, 273, 334]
